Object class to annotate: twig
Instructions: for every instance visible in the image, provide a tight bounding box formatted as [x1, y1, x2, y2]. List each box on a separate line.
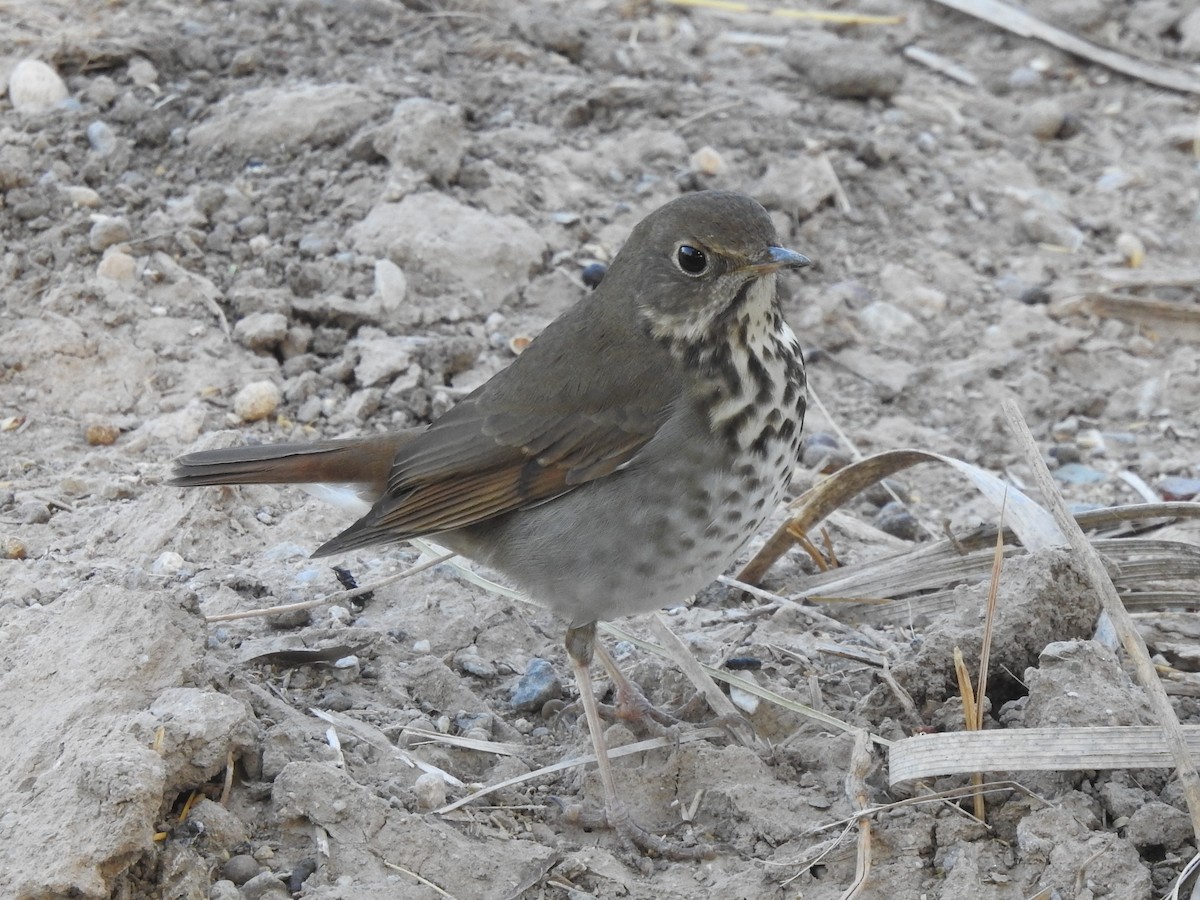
[204, 552, 455, 623]
[380, 861, 458, 899]
[903, 45, 980, 87]
[1002, 398, 1200, 839]
[929, 0, 1200, 95]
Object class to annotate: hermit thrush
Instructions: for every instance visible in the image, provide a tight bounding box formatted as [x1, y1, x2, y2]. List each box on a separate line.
[172, 190, 810, 856]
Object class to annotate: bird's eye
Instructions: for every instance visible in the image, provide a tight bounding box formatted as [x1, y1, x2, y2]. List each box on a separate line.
[676, 244, 708, 276]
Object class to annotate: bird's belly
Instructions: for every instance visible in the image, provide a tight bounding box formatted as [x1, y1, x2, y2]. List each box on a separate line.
[442, 431, 797, 625]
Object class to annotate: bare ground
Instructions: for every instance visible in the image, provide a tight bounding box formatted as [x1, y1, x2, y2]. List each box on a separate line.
[2, 0, 1200, 897]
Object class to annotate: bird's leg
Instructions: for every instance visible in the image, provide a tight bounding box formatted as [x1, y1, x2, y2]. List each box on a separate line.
[563, 622, 713, 860]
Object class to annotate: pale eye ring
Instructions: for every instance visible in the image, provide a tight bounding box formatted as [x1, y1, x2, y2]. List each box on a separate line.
[675, 244, 708, 276]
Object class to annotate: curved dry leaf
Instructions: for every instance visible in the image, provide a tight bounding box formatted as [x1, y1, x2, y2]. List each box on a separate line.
[740, 449, 1061, 583]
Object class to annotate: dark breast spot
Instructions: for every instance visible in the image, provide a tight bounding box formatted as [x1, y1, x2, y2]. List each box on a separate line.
[746, 351, 772, 403]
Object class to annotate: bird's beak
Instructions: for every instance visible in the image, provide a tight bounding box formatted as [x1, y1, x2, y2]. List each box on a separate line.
[745, 246, 812, 275]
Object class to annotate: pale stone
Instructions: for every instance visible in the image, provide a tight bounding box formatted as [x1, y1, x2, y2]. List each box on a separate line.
[233, 381, 281, 422]
[8, 59, 68, 114]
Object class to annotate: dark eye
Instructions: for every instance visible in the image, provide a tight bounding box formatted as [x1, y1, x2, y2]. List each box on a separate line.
[676, 244, 708, 275]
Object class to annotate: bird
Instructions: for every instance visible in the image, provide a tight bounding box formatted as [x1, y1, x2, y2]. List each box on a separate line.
[171, 189, 811, 857]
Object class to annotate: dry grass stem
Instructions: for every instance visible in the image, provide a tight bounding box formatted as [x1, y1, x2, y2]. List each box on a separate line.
[839, 730, 875, 899]
[434, 728, 727, 816]
[647, 613, 755, 746]
[663, 0, 905, 26]
[1003, 399, 1200, 839]
[929, 0, 1200, 94]
[381, 861, 458, 900]
[809, 780, 1049, 836]
[953, 648, 987, 820]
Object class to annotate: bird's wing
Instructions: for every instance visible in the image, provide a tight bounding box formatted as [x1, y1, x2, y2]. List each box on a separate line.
[314, 307, 681, 554]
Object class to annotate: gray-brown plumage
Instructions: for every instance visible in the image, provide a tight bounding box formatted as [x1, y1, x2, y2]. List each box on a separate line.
[172, 190, 810, 856]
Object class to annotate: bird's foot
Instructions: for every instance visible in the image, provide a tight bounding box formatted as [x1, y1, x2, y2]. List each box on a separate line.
[595, 673, 682, 736]
[558, 798, 716, 861]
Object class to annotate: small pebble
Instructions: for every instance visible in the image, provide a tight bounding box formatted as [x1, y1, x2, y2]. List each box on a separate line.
[875, 501, 920, 541]
[689, 145, 725, 176]
[1048, 443, 1082, 465]
[127, 57, 159, 87]
[1159, 476, 1200, 501]
[374, 258, 407, 311]
[414, 772, 447, 810]
[454, 647, 497, 679]
[581, 262, 607, 290]
[1053, 462, 1106, 485]
[331, 656, 360, 682]
[152, 551, 185, 575]
[233, 381, 281, 422]
[222, 854, 261, 886]
[510, 658, 563, 711]
[239, 871, 290, 900]
[801, 434, 850, 473]
[97, 249, 136, 281]
[1021, 98, 1068, 140]
[1020, 209, 1084, 251]
[863, 479, 911, 507]
[1116, 232, 1145, 268]
[8, 59, 69, 113]
[287, 860, 318, 894]
[1050, 417, 1080, 440]
[412, 639, 431, 653]
[858, 299, 922, 341]
[1, 537, 27, 560]
[233, 312, 289, 351]
[1096, 167, 1133, 192]
[252, 845, 275, 862]
[19, 502, 51, 525]
[784, 34, 903, 100]
[64, 186, 101, 208]
[0, 145, 33, 189]
[86, 121, 118, 156]
[994, 274, 1049, 304]
[729, 684, 760, 714]
[84, 422, 120, 445]
[88, 216, 132, 253]
[1008, 66, 1043, 90]
[208, 880, 241, 900]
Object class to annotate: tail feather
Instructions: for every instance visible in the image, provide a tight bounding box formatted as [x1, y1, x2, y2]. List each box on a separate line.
[169, 431, 421, 498]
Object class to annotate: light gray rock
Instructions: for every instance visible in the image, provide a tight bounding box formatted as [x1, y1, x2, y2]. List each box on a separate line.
[350, 328, 423, 387]
[149, 688, 257, 788]
[373, 97, 466, 188]
[89, 216, 132, 253]
[752, 155, 838, 220]
[374, 258, 408, 312]
[784, 33, 903, 100]
[233, 312, 289, 351]
[348, 192, 546, 313]
[857, 299, 923, 342]
[188, 83, 381, 156]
